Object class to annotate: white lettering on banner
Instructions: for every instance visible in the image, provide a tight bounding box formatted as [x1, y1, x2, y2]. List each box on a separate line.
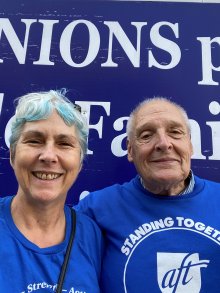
[0, 18, 181, 69]
[101, 21, 147, 68]
[0, 18, 37, 64]
[149, 22, 181, 69]
[197, 37, 220, 86]
[207, 101, 220, 160]
[75, 101, 111, 155]
[206, 121, 220, 160]
[2, 99, 220, 160]
[4, 115, 13, 148]
[60, 20, 100, 67]
[0, 93, 3, 116]
[189, 119, 206, 160]
[1, 18, 220, 84]
[111, 117, 128, 157]
[33, 19, 59, 66]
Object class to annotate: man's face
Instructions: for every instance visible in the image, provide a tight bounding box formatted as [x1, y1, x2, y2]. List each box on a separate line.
[127, 100, 193, 195]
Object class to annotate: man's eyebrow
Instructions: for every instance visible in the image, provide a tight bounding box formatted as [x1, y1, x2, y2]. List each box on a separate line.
[167, 121, 186, 128]
[136, 122, 155, 132]
[136, 120, 186, 132]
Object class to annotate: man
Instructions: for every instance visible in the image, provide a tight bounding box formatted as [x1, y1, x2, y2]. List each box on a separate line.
[76, 97, 220, 292]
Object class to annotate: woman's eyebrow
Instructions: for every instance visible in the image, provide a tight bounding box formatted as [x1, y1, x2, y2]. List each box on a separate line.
[56, 134, 78, 141]
[21, 130, 44, 137]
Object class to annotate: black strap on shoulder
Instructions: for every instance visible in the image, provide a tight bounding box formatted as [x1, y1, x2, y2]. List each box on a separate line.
[56, 208, 76, 293]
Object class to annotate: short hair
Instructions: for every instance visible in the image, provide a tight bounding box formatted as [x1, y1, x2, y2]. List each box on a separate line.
[10, 89, 88, 162]
[126, 97, 191, 139]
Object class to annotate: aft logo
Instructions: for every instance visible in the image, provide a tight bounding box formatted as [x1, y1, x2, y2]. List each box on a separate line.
[157, 252, 210, 293]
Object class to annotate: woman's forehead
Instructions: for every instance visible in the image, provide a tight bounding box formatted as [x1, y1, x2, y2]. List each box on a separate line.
[21, 111, 77, 135]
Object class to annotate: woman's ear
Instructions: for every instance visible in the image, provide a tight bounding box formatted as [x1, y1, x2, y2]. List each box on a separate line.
[9, 148, 14, 167]
[127, 139, 134, 163]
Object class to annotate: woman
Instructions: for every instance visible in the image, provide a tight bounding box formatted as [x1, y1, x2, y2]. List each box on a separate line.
[0, 90, 102, 292]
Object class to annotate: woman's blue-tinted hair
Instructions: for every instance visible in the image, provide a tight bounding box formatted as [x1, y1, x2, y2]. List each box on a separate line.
[10, 89, 88, 162]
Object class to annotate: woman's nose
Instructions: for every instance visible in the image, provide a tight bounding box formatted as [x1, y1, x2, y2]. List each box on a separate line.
[39, 144, 58, 163]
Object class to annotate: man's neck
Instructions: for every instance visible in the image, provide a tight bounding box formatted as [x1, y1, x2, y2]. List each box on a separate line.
[140, 170, 194, 196]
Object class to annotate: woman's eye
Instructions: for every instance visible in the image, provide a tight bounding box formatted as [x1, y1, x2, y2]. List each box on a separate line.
[26, 139, 41, 144]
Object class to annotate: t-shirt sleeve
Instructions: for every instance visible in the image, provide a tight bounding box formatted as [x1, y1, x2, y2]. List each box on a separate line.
[75, 211, 104, 278]
[74, 192, 97, 220]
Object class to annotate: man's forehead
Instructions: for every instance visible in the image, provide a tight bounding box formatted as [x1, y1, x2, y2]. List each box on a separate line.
[139, 100, 179, 113]
[134, 101, 188, 128]
[136, 101, 184, 120]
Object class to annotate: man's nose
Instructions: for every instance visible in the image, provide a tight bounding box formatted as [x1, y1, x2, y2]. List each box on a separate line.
[155, 132, 172, 151]
[39, 144, 58, 163]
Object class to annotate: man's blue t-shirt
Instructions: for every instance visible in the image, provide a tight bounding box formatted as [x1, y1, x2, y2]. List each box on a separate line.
[76, 175, 220, 293]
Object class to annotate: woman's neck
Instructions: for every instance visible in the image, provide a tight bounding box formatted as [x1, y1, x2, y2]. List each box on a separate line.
[11, 195, 66, 248]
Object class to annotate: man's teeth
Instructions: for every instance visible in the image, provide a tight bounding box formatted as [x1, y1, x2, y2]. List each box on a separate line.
[34, 173, 60, 180]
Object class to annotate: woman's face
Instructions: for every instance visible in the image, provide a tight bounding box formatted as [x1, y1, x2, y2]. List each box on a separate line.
[10, 111, 82, 205]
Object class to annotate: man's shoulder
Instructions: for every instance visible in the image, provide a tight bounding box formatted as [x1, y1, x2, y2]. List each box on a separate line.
[85, 175, 137, 199]
[203, 177, 220, 188]
[75, 176, 138, 215]
[75, 209, 100, 229]
[194, 175, 220, 191]
[75, 209, 103, 239]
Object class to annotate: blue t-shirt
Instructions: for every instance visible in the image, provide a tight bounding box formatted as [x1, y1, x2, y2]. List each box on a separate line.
[76, 175, 220, 293]
[0, 196, 102, 293]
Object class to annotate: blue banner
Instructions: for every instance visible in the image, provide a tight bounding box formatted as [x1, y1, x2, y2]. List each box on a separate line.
[1, 1, 220, 203]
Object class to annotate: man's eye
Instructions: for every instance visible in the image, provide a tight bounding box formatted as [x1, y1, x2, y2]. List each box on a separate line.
[58, 141, 73, 147]
[140, 133, 152, 140]
[170, 130, 183, 137]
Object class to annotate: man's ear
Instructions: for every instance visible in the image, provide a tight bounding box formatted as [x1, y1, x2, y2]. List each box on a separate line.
[188, 133, 194, 157]
[189, 132, 194, 155]
[127, 139, 133, 162]
[190, 140, 194, 157]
